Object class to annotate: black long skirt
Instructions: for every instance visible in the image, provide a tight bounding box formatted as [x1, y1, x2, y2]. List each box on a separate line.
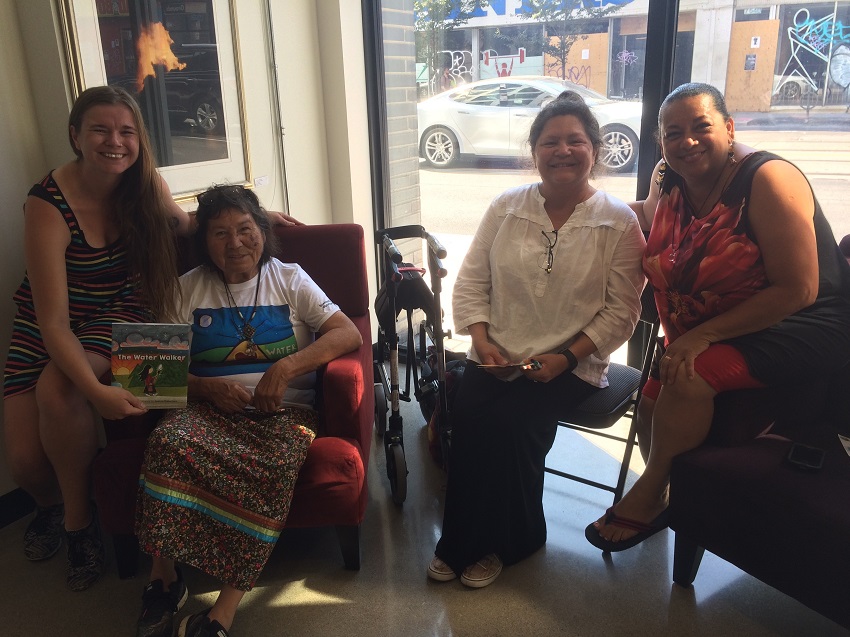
[435, 363, 598, 574]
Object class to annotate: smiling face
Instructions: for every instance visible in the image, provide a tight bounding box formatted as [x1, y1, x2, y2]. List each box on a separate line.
[659, 94, 734, 181]
[533, 114, 597, 190]
[206, 208, 265, 284]
[69, 103, 140, 175]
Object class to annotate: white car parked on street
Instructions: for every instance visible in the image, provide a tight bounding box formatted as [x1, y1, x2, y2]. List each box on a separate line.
[417, 76, 643, 172]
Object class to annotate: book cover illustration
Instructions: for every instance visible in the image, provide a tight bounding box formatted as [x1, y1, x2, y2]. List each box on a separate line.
[111, 323, 191, 409]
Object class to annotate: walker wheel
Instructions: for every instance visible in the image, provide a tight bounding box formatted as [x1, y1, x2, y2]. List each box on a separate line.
[387, 443, 408, 505]
[374, 383, 388, 437]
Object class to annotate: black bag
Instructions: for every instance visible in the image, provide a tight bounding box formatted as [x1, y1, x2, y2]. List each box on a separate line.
[423, 349, 467, 469]
[374, 264, 436, 332]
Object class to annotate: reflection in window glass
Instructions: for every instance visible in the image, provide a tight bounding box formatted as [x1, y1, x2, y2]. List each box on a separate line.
[96, 0, 227, 167]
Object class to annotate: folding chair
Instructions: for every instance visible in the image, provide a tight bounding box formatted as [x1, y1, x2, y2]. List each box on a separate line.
[544, 286, 660, 505]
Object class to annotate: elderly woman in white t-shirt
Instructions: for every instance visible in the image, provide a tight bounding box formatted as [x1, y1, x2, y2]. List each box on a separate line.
[133, 185, 361, 637]
[427, 92, 646, 590]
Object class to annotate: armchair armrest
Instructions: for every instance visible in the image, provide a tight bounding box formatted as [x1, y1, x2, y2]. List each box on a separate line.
[319, 314, 374, 465]
[322, 351, 365, 437]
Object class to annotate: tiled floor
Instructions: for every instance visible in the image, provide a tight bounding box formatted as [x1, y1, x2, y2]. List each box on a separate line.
[1, 393, 845, 636]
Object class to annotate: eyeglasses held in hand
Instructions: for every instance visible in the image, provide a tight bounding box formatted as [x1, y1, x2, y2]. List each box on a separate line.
[539, 230, 558, 274]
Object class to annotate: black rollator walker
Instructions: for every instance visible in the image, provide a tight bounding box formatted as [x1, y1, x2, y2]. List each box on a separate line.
[374, 225, 450, 505]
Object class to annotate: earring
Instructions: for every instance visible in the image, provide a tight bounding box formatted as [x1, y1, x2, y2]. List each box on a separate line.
[655, 159, 667, 187]
[728, 140, 737, 166]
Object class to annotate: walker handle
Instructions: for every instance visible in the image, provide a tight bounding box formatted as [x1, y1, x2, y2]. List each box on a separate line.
[425, 232, 448, 259]
[380, 234, 403, 264]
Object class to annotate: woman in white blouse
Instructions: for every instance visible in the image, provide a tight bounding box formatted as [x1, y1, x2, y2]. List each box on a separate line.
[427, 91, 646, 589]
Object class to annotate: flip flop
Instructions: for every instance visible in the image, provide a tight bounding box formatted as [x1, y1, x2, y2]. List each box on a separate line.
[584, 507, 669, 552]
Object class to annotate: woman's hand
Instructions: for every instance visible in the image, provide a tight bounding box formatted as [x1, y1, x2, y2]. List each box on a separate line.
[201, 378, 253, 413]
[252, 362, 292, 412]
[659, 329, 712, 385]
[473, 340, 515, 378]
[90, 385, 148, 420]
[268, 211, 304, 227]
[519, 353, 571, 383]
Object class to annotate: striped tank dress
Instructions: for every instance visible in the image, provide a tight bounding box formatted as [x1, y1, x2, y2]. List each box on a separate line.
[3, 172, 153, 398]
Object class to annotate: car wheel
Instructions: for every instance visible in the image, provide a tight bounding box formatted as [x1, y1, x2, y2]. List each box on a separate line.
[193, 94, 222, 134]
[421, 127, 459, 168]
[600, 125, 638, 173]
[780, 81, 802, 100]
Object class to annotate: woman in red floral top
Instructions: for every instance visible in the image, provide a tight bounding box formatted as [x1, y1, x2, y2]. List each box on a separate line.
[585, 83, 850, 552]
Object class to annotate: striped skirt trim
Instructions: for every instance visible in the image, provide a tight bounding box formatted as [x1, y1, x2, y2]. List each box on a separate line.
[140, 472, 284, 543]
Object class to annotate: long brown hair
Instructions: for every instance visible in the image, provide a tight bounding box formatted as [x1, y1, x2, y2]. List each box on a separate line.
[68, 86, 178, 320]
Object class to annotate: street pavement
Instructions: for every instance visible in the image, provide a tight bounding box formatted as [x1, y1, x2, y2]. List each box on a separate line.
[733, 108, 850, 130]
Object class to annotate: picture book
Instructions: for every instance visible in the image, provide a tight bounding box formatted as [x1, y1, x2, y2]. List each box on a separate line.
[111, 323, 191, 409]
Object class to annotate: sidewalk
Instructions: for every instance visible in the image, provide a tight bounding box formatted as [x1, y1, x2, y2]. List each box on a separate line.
[734, 106, 850, 129]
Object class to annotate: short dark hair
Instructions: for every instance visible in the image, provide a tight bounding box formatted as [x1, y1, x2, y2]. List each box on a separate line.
[659, 82, 731, 129]
[193, 184, 278, 270]
[528, 90, 602, 153]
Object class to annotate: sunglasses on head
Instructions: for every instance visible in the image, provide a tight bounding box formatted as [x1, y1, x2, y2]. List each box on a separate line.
[196, 185, 248, 206]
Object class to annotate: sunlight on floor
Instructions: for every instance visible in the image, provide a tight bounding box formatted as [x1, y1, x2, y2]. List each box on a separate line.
[264, 579, 353, 607]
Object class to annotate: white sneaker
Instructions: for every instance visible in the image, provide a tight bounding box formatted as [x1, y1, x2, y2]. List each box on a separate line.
[427, 555, 457, 582]
[460, 553, 502, 588]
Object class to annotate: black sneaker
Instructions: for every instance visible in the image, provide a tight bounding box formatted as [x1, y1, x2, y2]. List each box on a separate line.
[178, 609, 230, 637]
[137, 567, 189, 637]
[23, 503, 64, 561]
[65, 510, 105, 591]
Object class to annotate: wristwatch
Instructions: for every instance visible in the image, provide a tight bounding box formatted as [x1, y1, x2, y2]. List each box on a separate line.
[558, 347, 578, 372]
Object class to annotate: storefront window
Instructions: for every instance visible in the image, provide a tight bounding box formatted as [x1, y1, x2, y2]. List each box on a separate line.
[771, 2, 850, 107]
[610, 15, 694, 101]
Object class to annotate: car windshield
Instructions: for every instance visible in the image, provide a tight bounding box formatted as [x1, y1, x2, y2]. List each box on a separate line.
[448, 78, 610, 108]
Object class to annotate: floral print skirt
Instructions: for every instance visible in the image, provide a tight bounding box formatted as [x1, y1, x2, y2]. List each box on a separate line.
[136, 402, 316, 591]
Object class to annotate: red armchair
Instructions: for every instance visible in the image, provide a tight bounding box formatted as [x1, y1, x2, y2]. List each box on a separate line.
[92, 223, 374, 578]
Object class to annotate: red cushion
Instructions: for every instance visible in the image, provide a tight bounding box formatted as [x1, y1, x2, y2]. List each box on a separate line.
[286, 437, 366, 527]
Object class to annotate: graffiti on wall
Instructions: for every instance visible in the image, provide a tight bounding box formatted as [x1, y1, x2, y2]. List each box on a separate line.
[617, 50, 638, 65]
[564, 65, 592, 87]
[443, 49, 475, 81]
[775, 8, 850, 100]
[832, 44, 850, 91]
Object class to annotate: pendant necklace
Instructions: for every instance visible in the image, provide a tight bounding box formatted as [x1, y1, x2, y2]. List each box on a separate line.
[223, 263, 262, 358]
[669, 214, 697, 264]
